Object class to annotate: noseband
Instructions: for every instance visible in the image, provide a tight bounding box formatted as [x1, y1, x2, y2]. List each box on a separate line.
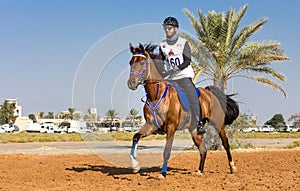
[130, 53, 150, 83]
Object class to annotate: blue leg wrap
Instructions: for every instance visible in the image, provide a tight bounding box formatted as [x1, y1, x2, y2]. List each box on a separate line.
[161, 162, 168, 173]
[130, 143, 137, 159]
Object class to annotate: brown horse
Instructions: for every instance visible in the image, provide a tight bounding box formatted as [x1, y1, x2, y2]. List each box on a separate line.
[127, 43, 239, 178]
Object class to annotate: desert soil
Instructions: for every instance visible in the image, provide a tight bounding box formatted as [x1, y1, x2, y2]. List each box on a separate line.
[0, 149, 299, 191]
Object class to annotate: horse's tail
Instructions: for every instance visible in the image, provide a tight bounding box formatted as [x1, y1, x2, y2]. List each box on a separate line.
[205, 86, 239, 125]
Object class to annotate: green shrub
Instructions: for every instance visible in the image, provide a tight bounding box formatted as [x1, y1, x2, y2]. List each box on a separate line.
[284, 140, 300, 149]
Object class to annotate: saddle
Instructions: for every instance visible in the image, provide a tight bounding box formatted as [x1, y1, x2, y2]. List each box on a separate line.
[172, 82, 200, 111]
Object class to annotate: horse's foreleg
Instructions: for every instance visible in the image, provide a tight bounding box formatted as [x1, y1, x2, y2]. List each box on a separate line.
[191, 130, 207, 175]
[130, 123, 157, 173]
[130, 133, 142, 173]
[159, 133, 175, 178]
[219, 126, 237, 173]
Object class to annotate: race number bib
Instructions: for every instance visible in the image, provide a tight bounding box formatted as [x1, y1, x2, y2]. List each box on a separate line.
[167, 55, 184, 68]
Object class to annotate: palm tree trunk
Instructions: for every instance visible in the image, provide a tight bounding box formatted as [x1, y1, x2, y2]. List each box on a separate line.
[213, 75, 226, 93]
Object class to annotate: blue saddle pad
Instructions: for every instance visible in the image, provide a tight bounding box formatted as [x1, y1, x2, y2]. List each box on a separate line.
[173, 83, 200, 111]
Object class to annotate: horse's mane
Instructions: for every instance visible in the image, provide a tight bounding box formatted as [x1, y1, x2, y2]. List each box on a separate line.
[134, 43, 159, 58]
[144, 43, 158, 55]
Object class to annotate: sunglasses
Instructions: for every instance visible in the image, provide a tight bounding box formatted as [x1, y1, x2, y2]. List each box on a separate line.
[163, 26, 174, 31]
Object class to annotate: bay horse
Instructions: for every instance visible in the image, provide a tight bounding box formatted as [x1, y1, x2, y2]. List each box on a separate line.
[127, 43, 239, 178]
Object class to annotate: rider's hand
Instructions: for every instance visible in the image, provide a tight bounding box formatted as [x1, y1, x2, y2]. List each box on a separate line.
[167, 67, 180, 76]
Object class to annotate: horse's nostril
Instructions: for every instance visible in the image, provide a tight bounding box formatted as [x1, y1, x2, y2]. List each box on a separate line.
[128, 80, 136, 90]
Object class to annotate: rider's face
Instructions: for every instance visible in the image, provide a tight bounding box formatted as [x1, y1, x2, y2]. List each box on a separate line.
[163, 25, 177, 38]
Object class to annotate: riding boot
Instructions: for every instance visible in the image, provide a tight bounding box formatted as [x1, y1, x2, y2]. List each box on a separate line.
[197, 121, 206, 135]
[197, 103, 206, 134]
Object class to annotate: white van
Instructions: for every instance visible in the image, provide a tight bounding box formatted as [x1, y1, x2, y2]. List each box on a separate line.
[40, 123, 56, 133]
[0, 124, 16, 132]
[25, 123, 41, 132]
[259, 125, 274, 132]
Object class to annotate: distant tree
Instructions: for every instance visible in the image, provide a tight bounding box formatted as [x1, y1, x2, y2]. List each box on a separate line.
[28, 114, 37, 123]
[265, 114, 286, 129]
[105, 109, 119, 127]
[225, 113, 252, 142]
[135, 116, 143, 122]
[0, 100, 17, 124]
[38, 111, 45, 119]
[74, 113, 82, 120]
[288, 113, 300, 128]
[83, 114, 91, 122]
[68, 107, 75, 120]
[128, 108, 140, 128]
[44, 112, 54, 119]
[87, 108, 92, 115]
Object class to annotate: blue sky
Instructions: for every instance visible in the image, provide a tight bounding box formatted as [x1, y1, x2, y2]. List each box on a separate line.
[0, 0, 299, 125]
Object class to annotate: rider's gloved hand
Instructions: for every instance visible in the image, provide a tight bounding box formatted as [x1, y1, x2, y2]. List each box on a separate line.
[166, 67, 180, 76]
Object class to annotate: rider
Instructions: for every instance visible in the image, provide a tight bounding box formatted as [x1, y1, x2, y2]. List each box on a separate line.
[156, 16, 206, 134]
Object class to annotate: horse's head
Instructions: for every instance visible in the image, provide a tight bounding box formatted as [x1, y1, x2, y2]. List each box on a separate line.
[127, 43, 150, 90]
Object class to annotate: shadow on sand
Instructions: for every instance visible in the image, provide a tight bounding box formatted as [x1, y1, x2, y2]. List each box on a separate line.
[66, 164, 191, 179]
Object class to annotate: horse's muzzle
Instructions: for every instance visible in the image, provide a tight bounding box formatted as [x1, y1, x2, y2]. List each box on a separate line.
[127, 79, 139, 90]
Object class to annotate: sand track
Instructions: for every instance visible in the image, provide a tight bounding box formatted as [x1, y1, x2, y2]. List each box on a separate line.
[0, 149, 299, 191]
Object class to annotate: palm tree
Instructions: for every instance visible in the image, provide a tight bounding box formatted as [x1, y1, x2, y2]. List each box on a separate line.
[182, 4, 289, 96]
[0, 101, 17, 124]
[68, 107, 75, 120]
[105, 109, 119, 127]
[128, 108, 140, 128]
[28, 114, 37, 123]
[38, 111, 45, 119]
[288, 113, 300, 128]
[45, 112, 54, 119]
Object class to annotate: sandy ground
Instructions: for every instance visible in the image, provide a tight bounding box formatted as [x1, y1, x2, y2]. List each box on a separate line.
[0, 149, 299, 191]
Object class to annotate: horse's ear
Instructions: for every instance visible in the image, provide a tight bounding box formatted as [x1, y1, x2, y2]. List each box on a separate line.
[139, 43, 145, 54]
[129, 43, 135, 54]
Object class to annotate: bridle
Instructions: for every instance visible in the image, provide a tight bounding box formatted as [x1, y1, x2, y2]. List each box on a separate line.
[130, 52, 172, 129]
[130, 53, 150, 84]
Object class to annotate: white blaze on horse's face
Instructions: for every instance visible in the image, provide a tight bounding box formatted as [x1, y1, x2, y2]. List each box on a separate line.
[127, 53, 148, 90]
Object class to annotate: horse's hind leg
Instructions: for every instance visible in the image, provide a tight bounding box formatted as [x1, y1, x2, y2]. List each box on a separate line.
[219, 125, 237, 173]
[191, 130, 207, 175]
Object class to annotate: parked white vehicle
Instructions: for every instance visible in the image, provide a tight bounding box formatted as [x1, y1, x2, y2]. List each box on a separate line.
[79, 127, 93, 133]
[123, 125, 133, 132]
[40, 123, 56, 133]
[259, 125, 274, 132]
[240, 127, 258, 133]
[54, 126, 68, 133]
[68, 127, 92, 133]
[25, 123, 41, 132]
[0, 127, 5, 133]
[283, 125, 298, 132]
[0, 124, 18, 132]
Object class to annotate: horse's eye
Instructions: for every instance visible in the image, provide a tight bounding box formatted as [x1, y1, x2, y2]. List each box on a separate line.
[139, 61, 145, 66]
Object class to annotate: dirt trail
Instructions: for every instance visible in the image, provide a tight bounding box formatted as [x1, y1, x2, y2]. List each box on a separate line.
[0, 149, 299, 191]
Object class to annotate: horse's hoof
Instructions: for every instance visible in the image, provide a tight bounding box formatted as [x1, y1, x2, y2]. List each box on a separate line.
[229, 161, 237, 173]
[194, 170, 203, 176]
[132, 164, 141, 173]
[157, 173, 166, 179]
[230, 166, 237, 173]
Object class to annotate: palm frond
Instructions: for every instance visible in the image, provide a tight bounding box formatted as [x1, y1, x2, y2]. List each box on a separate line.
[230, 18, 268, 55]
[243, 76, 287, 97]
[247, 67, 286, 82]
[183, 8, 204, 41]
